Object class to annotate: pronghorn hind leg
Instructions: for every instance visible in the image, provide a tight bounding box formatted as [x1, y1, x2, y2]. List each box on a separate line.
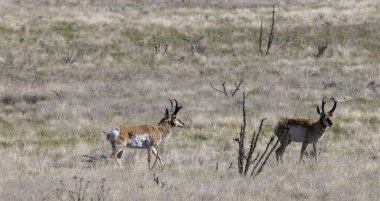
[313, 143, 318, 163]
[116, 150, 124, 168]
[276, 145, 285, 164]
[108, 139, 125, 165]
[276, 133, 290, 164]
[299, 141, 308, 164]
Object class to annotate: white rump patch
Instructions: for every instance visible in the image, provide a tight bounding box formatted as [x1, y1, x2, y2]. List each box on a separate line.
[127, 133, 151, 148]
[106, 128, 120, 142]
[273, 123, 279, 134]
[288, 125, 307, 142]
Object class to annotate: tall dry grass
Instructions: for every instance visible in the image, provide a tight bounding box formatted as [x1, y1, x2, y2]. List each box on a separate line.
[0, 0, 379, 200]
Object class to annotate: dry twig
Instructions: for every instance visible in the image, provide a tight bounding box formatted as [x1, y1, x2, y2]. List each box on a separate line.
[210, 79, 243, 97]
[316, 42, 328, 58]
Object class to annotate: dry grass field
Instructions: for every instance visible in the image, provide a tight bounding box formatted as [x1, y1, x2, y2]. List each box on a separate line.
[0, 0, 379, 200]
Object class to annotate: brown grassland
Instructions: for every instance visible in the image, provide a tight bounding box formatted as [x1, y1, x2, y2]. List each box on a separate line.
[0, 0, 379, 200]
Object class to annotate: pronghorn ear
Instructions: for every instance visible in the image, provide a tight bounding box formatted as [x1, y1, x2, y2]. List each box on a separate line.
[164, 108, 170, 117]
[316, 105, 322, 114]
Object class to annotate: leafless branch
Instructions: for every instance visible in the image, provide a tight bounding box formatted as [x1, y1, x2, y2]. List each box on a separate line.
[250, 135, 275, 177]
[231, 79, 244, 97]
[227, 162, 233, 170]
[50, 89, 62, 100]
[259, 19, 263, 55]
[249, 152, 260, 165]
[210, 79, 244, 97]
[266, 5, 276, 55]
[244, 118, 267, 176]
[181, 0, 191, 6]
[182, 36, 204, 56]
[210, 82, 228, 96]
[237, 93, 247, 174]
[162, 44, 168, 55]
[151, 35, 168, 55]
[253, 136, 281, 178]
[333, 14, 347, 22]
[82, 154, 106, 163]
[316, 42, 328, 58]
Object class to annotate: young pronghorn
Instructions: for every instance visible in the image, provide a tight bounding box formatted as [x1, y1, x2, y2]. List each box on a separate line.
[274, 97, 337, 163]
[105, 99, 185, 168]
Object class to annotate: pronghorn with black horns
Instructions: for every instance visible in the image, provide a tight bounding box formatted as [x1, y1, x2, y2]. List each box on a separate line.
[105, 99, 185, 168]
[274, 97, 337, 163]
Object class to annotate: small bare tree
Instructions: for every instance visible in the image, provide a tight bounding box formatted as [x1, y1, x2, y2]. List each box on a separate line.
[234, 93, 280, 178]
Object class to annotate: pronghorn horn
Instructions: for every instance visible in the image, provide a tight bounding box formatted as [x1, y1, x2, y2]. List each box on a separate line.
[169, 99, 174, 113]
[172, 99, 182, 115]
[329, 97, 337, 113]
[321, 97, 327, 113]
[316, 105, 322, 115]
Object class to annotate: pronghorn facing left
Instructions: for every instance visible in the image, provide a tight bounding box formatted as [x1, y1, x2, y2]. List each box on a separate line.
[274, 97, 337, 163]
[105, 99, 185, 168]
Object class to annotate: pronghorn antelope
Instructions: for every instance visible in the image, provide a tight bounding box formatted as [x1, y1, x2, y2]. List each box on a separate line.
[274, 97, 337, 163]
[105, 99, 185, 168]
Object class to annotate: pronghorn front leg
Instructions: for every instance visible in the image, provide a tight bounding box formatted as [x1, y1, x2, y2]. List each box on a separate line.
[299, 141, 308, 163]
[151, 146, 164, 168]
[147, 146, 152, 169]
[313, 143, 318, 163]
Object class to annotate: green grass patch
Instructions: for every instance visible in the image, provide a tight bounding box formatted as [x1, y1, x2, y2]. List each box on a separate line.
[53, 21, 79, 41]
[121, 28, 145, 44]
[332, 121, 349, 141]
[0, 117, 14, 135]
[190, 132, 208, 142]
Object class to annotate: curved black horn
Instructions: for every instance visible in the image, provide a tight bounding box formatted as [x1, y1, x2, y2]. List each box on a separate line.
[316, 105, 322, 115]
[321, 97, 327, 113]
[172, 99, 182, 115]
[169, 99, 174, 113]
[329, 98, 337, 113]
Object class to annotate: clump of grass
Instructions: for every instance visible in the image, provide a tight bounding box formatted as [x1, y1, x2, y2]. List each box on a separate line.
[368, 116, 380, 124]
[51, 177, 110, 201]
